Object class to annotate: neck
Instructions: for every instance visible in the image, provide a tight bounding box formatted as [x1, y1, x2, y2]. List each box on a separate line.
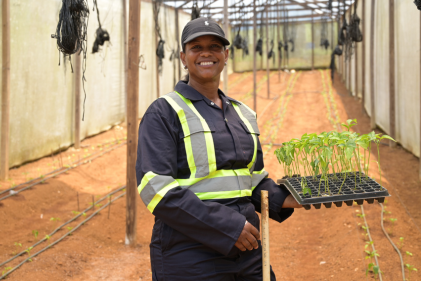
[188, 74, 221, 103]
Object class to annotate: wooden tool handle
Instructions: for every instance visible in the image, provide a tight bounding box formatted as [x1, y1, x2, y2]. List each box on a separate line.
[261, 190, 270, 281]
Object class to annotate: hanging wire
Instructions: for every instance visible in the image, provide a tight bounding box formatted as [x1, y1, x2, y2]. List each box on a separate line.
[153, 0, 165, 73]
[191, 0, 201, 20]
[320, 17, 330, 50]
[92, 0, 111, 54]
[255, 8, 264, 56]
[51, 0, 90, 121]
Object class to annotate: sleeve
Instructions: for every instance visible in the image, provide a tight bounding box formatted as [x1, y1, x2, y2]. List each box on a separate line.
[250, 138, 294, 223]
[136, 100, 246, 256]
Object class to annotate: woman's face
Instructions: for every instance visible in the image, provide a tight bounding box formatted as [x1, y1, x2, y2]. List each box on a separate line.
[180, 35, 229, 82]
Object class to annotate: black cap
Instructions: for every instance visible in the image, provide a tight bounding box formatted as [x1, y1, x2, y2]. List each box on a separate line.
[181, 18, 230, 46]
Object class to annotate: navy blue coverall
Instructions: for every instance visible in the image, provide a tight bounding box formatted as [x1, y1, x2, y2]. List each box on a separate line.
[136, 81, 294, 280]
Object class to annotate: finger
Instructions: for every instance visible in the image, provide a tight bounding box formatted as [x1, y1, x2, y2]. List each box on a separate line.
[247, 224, 260, 240]
[245, 232, 259, 249]
[235, 241, 247, 251]
[241, 237, 253, 251]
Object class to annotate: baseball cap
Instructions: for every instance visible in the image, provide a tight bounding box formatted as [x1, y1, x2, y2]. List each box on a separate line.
[181, 18, 230, 46]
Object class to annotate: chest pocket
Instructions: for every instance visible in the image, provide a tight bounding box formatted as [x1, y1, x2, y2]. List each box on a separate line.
[178, 119, 216, 178]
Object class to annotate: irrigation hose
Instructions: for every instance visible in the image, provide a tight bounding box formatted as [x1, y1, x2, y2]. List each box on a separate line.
[0, 141, 127, 202]
[379, 203, 405, 280]
[0, 138, 125, 197]
[360, 205, 383, 281]
[0, 185, 126, 269]
[0, 188, 127, 280]
[320, 70, 383, 279]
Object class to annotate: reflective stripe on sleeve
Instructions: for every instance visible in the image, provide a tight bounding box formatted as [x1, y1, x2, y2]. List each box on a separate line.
[138, 171, 179, 213]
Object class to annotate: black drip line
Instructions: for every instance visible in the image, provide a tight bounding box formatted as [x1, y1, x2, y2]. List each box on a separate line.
[153, 0, 165, 74]
[92, 0, 111, 54]
[415, 0, 421, 10]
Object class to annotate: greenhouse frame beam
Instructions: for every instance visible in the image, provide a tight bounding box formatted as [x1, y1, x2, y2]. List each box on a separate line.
[1, 0, 10, 181]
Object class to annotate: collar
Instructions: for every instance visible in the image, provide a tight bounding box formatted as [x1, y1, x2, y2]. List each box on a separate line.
[174, 80, 242, 105]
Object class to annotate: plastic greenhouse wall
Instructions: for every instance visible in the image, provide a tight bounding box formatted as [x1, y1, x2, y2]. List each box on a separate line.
[0, 0, 194, 167]
[337, 0, 421, 158]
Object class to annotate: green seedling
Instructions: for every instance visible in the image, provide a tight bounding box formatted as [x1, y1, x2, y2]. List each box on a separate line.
[67, 226, 73, 235]
[32, 230, 39, 240]
[82, 212, 87, 216]
[357, 214, 365, 219]
[10, 183, 16, 189]
[399, 237, 404, 250]
[71, 211, 80, 215]
[274, 120, 395, 195]
[25, 247, 33, 261]
[50, 217, 60, 230]
[365, 249, 380, 277]
[405, 264, 418, 281]
[45, 235, 50, 240]
[2, 266, 12, 276]
[12, 242, 22, 255]
[389, 218, 397, 235]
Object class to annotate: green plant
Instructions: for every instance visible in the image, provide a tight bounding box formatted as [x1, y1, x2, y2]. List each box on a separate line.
[32, 230, 39, 240]
[389, 218, 397, 235]
[399, 237, 404, 250]
[357, 214, 365, 219]
[12, 242, 22, 255]
[274, 119, 395, 196]
[405, 264, 418, 280]
[71, 211, 80, 215]
[50, 217, 60, 231]
[365, 248, 380, 278]
[25, 247, 33, 262]
[2, 266, 12, 276]
[45, 235, 50, 240]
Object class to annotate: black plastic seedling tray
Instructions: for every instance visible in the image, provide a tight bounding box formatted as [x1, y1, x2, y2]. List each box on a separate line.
[277, 172, 390, 210]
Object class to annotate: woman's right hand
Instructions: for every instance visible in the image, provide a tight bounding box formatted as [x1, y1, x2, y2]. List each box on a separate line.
[234, 221, 260, 251]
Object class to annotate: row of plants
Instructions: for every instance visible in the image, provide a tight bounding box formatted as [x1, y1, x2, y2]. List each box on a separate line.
[274, 119, 395, 196]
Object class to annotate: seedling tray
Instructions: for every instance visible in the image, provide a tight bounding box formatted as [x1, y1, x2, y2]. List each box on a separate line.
[277, 172, 390, 210]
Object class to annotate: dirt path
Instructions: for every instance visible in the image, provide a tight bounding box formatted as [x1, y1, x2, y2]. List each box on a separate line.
[1, 71, 420, 280]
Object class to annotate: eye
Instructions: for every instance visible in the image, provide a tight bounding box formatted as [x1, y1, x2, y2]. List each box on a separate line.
[191, 45, 201, 50]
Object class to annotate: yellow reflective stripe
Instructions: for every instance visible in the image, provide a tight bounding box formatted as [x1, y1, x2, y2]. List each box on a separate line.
[147, 180, 179, 213]
[231, 103, 258, 171]
[162, 95, 197, 178]
[195, 189, 252, 200]
[175, 91, 217, 174]
[176, 168, 251, 186]
[138, 171, 157, 194]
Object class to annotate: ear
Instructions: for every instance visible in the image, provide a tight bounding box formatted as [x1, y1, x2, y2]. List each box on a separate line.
[180, 51, 186, 68]
[224, 47, 229, 63]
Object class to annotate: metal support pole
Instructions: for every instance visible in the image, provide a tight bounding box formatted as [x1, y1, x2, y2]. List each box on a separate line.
[1, 0, 10, 181]
[175, 8, 181, 82]
[74, 54, 81, 150]
[419, 10, 421, 180]
[311, 10, 314, 70]
[389, 0, 396, 147]
[123, 0, 128, 124]
[253, 0, 257, 111]
[277, 4, 281, 82]
[370, 0, 376, 129]
[223, 0, 228, 94]
[261, 190, 270, 281]
[362, 0, 366, 113]
[126, 0, 141, 247]
[266, 6, 270, 98]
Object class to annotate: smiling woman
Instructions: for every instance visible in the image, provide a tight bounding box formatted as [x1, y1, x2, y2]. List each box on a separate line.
[135, 17, 301, 281]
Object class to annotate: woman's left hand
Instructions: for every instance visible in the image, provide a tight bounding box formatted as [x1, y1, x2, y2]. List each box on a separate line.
[282, 194, 303, 208]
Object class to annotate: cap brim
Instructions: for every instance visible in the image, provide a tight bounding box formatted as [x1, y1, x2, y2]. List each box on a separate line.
[183, 31, 230, 46]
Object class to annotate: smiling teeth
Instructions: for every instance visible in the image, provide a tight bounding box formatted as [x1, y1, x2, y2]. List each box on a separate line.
[200, 62, 214, 65]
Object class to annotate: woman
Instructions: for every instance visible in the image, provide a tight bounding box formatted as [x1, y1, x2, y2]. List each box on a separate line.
[136, 17, 302, 281]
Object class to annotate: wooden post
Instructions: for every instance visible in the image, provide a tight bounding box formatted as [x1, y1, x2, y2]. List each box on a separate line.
[419, 10, 421, 180]
[74, 54, 81, 149]
[223, 0, 228, 94]
[123, 0, 128, 123]
[370, 0, 376, 129]
[389, 0, 396, 147]
[155, 27, 160, 98]
[362, 0, 366, 113]
[261, 190, 270, 281]
[311, 10, 314, 70]
[175, 8, 181, 82]
[126, 0, 141, 247]
[253, 0, 257, 111]
[1, 0, 10, 181]
[266, 6, 270, 99]
[277, 6, 281, 82]
[355, 41, 358, 99]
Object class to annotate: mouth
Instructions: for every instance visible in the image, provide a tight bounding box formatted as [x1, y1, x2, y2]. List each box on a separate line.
[197, 61, 217, 66]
